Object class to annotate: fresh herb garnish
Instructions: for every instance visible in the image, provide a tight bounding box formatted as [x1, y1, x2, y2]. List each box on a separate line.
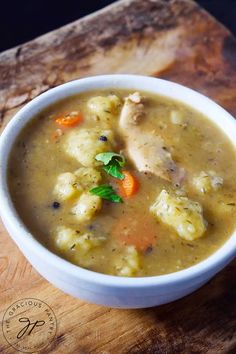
[96, 152, 125, 166]
[103, 163, 124, 180]
[95, 152, 125, 180]
[90, 184, 123, 203]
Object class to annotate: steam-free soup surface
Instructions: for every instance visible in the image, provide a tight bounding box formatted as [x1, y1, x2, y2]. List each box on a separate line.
[8, 90, 236, 277]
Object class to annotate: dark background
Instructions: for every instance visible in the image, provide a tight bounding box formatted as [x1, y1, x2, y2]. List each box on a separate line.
[0, 0, 236, 52]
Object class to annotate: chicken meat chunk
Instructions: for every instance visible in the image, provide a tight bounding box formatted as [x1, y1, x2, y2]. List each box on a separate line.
[119, 92, 184, 183]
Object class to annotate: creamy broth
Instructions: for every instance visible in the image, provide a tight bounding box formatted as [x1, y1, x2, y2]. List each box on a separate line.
[8, 90, 236, 276]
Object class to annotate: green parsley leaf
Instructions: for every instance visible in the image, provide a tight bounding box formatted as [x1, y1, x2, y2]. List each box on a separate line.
[95, 152, 125, 180]
[89, 185, 123, 203]
[103, 161, 124, 180]
[95, 152, 125, 167]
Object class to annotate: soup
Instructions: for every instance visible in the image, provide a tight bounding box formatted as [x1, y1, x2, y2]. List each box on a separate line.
[8, 90, 236, 277]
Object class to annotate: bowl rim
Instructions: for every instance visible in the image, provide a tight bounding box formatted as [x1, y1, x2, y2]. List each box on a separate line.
[1, 74, 236, 289]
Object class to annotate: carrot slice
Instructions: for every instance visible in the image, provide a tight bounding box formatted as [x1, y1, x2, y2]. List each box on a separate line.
[55, 112, 83, 127]
[113, 213, 157, 252]
[118, 170, 139, 198]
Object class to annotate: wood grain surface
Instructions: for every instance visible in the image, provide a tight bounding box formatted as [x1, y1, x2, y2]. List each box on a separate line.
[1, 0, 236, 353]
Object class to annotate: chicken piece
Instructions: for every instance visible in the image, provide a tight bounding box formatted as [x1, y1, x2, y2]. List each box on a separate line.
[120, 92, 145, 125]
[150, 190, 207, 241]
[119, 92, 183, 183]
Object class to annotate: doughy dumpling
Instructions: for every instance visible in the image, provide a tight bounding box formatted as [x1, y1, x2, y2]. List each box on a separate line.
[71, 192, 102, 222]
[114, 246, 140, 277]
[87, 95, 121, 125]
[54, 168, 101, 201]
[55, 226, 105, 252]
[74, 167, 102, 189]
[64, 128, 115, 167]
[193, 171, 223, 194]
[150, 190, 207, 241]
[53, 172, 81, 201]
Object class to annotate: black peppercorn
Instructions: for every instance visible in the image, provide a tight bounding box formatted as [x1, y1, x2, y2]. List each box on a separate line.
[99, 135, 108, 141]
[52, 201, 60, 209]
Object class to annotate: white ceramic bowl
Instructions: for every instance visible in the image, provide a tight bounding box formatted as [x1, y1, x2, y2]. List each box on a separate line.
[1, 75, 236, 309]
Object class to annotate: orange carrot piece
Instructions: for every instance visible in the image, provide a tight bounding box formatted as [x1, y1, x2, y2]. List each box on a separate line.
[113, 213, 157, 252]
[55, 112, 83, 127]
[118, 170, 139, 198]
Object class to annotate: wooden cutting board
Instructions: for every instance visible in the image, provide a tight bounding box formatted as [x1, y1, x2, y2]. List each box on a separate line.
[1, 0, 236, 352]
